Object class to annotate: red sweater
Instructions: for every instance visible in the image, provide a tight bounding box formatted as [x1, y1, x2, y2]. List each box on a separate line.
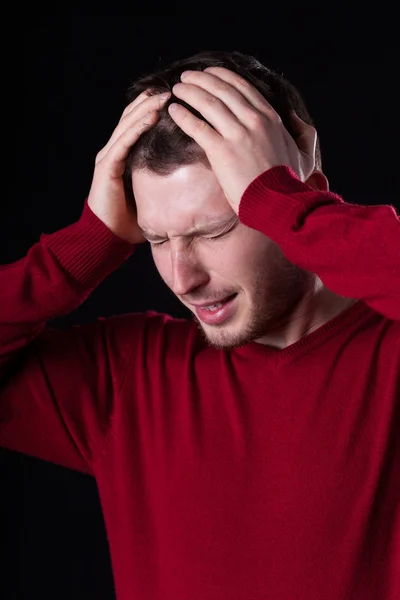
[1, 166, 399, 600]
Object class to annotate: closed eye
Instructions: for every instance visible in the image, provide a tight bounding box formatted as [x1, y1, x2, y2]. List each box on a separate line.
[151, 229, 231, 247]
[204, 231, 229, 241]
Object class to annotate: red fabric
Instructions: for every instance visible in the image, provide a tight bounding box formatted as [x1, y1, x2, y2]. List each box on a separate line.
[1, 166, 399, 599]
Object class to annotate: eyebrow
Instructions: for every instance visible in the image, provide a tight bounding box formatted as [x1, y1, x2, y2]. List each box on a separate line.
[141, 217, 238, 241]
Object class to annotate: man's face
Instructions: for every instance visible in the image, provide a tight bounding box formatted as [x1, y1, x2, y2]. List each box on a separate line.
[133, 163, 313, 351]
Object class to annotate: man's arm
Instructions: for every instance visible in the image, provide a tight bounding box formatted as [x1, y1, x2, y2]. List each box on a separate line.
[239, 166, 400, 321]
[0, 90, 171, 473]
[0, 202, 136, 474]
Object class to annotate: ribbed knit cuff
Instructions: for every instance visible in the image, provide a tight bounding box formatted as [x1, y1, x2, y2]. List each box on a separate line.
[41, 199, 138, 286]
[238, 166, 343, 240]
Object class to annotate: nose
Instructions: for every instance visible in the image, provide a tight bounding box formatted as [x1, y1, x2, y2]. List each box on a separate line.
[170, 247, 209, 298]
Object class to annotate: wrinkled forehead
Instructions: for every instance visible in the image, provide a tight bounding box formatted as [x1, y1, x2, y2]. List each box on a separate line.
[132, 163, 236, 233]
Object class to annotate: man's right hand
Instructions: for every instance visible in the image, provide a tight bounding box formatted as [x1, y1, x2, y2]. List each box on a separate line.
[88, 90, 170, 244]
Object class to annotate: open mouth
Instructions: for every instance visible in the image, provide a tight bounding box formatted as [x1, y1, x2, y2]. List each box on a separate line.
[195, 293, 238, 325]
[201, 294, 237, 311]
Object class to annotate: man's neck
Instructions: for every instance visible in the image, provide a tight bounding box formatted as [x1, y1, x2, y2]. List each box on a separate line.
[256, 282, 357, 350]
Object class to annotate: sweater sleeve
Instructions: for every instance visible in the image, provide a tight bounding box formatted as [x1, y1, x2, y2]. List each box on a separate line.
[0, 200, 137, 474]
[238, 166, 400, 321]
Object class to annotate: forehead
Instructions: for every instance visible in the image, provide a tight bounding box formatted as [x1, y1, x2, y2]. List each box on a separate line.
[132, 163, 237, 236]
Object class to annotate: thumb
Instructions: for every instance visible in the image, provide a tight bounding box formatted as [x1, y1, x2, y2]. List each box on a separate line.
[290, 111, 317, 158]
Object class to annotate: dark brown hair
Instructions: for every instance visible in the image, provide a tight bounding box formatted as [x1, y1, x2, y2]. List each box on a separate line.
[124, 50, 322, 190]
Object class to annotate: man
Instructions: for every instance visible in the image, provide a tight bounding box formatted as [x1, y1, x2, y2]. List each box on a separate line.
[1, 50, 399, 600]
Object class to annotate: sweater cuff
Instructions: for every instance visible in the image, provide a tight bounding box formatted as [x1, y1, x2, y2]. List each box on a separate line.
[41, 199, 138, 286]
[238, 166, 343, 240]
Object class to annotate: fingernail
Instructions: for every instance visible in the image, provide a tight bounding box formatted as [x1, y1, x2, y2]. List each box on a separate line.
[181, 70, 192, 79]
[160, 92, 171, 100]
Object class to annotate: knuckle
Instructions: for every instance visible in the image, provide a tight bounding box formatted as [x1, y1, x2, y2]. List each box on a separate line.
[205, 93, 219, 107]
[215, 80, 230, 93]
[229, 123, 247, 141]
[139, 111, 156, 128]
[136, 106, 152, 120]
[237, 76, 251, 90]
[247, 110, 264, 129]
[195, 119, 208, 132]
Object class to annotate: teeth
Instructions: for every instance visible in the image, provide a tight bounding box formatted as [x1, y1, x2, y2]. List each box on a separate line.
[203, 302, 224, 311]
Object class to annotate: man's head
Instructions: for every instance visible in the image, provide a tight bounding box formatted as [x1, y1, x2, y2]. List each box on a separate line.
[126, 51, 329, 351]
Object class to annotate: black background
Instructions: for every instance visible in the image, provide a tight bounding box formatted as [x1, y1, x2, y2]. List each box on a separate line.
[0, 16, 398, 599]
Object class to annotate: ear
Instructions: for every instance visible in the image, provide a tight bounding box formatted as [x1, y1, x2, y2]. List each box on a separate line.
[305, 170, 329, 191]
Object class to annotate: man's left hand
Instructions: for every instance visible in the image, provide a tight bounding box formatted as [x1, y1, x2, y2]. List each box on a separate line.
[168, 67, 317, 214]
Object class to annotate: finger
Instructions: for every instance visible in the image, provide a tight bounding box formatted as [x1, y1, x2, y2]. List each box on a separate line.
[178, 71, 260, 128]
[120, 91, 170, 124]
[119, 90, 152, 121]
[102, 111, 159, 177]
[119, 89, 169, 120]
[172, 82, 242, 138]
[202, 67, 280, 122]
[99, 92, 169, 160]
[168, 103, 222, 152]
